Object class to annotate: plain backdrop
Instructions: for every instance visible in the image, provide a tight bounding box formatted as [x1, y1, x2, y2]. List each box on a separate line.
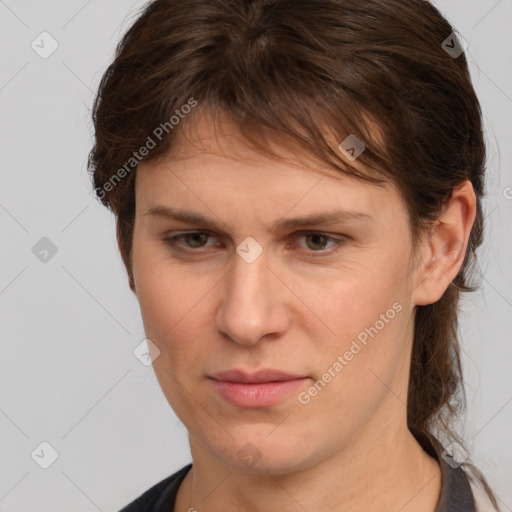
[1, 1, 511, 511]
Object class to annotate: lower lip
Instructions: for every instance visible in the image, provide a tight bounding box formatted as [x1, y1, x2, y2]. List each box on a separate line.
[209, 378, 309, 408]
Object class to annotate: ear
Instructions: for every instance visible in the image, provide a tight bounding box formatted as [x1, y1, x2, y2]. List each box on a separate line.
[128, 272, 137, 295]
[411, 180, 477, 307]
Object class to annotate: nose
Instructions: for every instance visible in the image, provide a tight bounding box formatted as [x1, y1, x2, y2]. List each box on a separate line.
[215, 246, 290, 346]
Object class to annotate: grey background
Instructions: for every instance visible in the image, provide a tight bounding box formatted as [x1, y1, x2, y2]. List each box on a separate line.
[0, 0, 511, 510]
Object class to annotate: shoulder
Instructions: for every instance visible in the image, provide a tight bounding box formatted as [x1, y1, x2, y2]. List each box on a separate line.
[465, 470, 499, 512]
[428, 436, 499, 512]
[117, 464, 192, 512]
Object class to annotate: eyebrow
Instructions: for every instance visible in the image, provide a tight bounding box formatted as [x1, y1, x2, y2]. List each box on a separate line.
[143, 205, 373, 232]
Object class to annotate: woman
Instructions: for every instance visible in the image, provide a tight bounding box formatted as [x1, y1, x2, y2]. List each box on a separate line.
[88, 0, 501, 510]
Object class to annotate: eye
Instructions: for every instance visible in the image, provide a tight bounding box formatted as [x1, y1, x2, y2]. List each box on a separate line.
[290, 231, 347, 257]
[162, 230, 346, 256]
[164, 231, 218, 251]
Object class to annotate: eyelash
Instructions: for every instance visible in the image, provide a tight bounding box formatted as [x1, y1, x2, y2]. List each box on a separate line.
[162, 231, 347, 258]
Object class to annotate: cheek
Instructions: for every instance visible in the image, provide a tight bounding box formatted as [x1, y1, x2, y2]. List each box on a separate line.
[298, 302, 410, 444]
[133, 250, 218, 375]
[301, 260, 411, 398]
[299, 261, 406, 340]
[134, 261, 210, 418]
[133, 240, 199, 332]
[136, 273, 198, 350]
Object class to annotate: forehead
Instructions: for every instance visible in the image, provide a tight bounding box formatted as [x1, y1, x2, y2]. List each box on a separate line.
[144, 107, 385, 177]
[135, 110, 404, 225]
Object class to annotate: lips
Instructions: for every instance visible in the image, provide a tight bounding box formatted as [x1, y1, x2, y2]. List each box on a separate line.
[208, 368, 309, 408]
[209, 368, 307, 384]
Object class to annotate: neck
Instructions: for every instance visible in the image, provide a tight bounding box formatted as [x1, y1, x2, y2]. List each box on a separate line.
[175, 423, 441, 512]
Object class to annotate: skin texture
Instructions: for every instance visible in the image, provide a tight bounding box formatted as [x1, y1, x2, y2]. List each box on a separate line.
[130, 112, 476, 512]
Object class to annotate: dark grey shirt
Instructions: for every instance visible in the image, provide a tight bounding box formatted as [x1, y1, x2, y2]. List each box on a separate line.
[118, 451, 477, 511]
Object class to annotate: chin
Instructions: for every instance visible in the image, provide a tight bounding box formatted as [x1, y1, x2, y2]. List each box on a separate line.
[213, 423, 317, 475]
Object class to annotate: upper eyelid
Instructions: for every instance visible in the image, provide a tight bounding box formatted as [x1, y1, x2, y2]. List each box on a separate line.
[165, 230, 345, 248]
[166, 229, 343, 240]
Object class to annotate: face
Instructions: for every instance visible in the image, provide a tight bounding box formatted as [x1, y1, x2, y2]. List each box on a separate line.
[131, 112, 420, 474]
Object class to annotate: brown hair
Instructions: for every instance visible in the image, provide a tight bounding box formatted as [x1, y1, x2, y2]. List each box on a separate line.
[88, 0, 499, 507]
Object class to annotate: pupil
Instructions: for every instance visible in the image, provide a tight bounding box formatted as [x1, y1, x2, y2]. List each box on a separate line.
[188, 233, 206, 247]
[307, 234, 325, 250]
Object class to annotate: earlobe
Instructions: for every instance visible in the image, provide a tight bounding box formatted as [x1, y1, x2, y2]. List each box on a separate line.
[411, 180, 476, 306]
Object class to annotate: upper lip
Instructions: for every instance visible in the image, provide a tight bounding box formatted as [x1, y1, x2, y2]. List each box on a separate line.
[209, 369, 307, 384]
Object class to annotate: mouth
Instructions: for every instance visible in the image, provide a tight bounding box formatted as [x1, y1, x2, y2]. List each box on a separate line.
[208, 369, 310, 408]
